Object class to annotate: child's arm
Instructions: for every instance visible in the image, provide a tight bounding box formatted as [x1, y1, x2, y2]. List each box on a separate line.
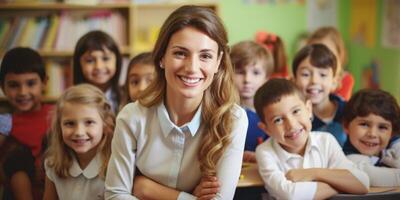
[256, 145, 320, 199]
[348, 154, 400, 187]
[243, 150, 257, 163]
[43, 176, 58, 200]
[132, 175, 219, 200]
[286, 168, 368, 194]
[315, 182, 338, 200]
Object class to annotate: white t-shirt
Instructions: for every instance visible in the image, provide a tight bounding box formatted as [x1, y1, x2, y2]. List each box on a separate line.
[256, 131, 369, 200]
[45, 153, 105, 200]
[105, 101, 248, 200]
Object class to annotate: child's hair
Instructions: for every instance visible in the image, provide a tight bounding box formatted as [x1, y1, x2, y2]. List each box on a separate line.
[292, 43, 337, 77]
[139, 5, 238, 176]
[72, 30, 122, 99]
[254, 78, 306, 123]
[121, 52, 153, 106]
[308, 26, 347, 66]
[46, 84, 115, 178]
[0, 47, 46, 85]
[255, 31, 288, 75]
[343, 89, 400, 134]
[230, 40, 274, 77]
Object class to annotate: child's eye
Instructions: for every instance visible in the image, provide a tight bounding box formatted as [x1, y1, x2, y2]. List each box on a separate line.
[102, 56, 110, 62]
[378, 125, 390, 131]
[6, 82, 19, 89]
[273, 117, 283, 125]
[130, 79, 140, 86]
[84, 58, 94, 64]
[252, 69, 262, 76]
[63, 121, 75, 127]
[300, 72, 310, 77]
[358, 122, 368, 127]
[293, 108, 301, 115]
[27, 80, 38, 87]
[320, 73, 327, 78]
[85, 120, 96, 126]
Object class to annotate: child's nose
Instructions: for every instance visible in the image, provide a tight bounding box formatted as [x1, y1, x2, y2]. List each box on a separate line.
[285, 116, 297, 131]
[73, 124, 85, 136]
[138, 81, 147, 91]
[18, 85, 29, 95]
[366, 127, 378, 138]
[94, 59, 105, 69]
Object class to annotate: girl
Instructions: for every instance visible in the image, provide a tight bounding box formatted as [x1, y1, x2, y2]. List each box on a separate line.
[105, 5, 248, 200]
[73, 30, 122, 113]
[43, 84, 114, 200]
[307, 26, 355, 101]
[120, 52, 155, 108]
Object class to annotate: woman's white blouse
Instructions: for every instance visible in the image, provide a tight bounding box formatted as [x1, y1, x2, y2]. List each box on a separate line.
[105, 101, 248, 200]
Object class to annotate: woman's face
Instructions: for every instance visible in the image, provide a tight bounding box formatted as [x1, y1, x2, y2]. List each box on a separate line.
[161, 27, 221, 103]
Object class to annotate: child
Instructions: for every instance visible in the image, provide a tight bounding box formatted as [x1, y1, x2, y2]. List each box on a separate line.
[73, 30, 122, 113]
[105, 5, 248, 200]
[43, 84, 115, 199]
[307, 26, 355, 101]
[292, 44, 347, 146]
[254, 79, 369, 199]
[255, 31, 289, 79]
[0, 47, 53, 200]
[230, 40, 274, 162]
[343, 89, 400, 186]
[120, 52, 154, 108]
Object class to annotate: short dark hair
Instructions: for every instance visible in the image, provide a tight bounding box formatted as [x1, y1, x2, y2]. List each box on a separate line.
[0, 47, 46, 85]
[292, 43, 337, 77]
[343, 89, 400, 134]
[254, 78, 306, 123]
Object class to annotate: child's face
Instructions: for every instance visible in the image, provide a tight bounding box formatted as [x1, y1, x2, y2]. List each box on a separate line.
[161, 27, 221, 102]
[345, 114, 393, 156]
[80, 48, 117, 89]
[2, 72, 45, 112]
[294, 57, 336, 106]
[258, 94, 313, 154]
[233, 60, 267, 102]
[61, 102, 104, 159]
[128, 64, 155, 101]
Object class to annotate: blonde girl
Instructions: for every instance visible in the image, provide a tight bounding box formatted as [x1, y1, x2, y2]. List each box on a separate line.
[43, 84, 114, 200]
[105, 5, 248, 200]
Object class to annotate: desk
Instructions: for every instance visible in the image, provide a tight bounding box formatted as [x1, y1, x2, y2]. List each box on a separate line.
[237, 162, 263, 187]
[237, 163, 400, 199]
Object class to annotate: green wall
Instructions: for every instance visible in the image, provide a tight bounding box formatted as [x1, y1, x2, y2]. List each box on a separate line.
[220, 0, 400, 101]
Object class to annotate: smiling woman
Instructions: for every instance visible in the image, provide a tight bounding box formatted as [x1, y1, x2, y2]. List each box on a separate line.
[105, 5, 248, 200]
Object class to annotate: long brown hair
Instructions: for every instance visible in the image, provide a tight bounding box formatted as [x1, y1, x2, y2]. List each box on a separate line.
[138, 5, 239, 176]
[46, 84, 115, 178]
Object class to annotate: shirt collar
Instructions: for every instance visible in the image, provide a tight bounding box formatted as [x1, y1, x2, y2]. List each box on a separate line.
[272, 133, 320, 162]
[69, 153, 101, 179]
[157, 101, 202, 138]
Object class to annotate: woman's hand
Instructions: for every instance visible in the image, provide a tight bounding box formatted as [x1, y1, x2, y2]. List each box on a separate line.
[193, 176, 220, 200]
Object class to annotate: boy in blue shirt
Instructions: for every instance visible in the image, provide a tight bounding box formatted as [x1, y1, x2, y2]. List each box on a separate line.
[292, 44, 347, 146]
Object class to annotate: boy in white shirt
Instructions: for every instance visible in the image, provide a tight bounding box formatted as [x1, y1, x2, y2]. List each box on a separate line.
[254, 79, 369, 199]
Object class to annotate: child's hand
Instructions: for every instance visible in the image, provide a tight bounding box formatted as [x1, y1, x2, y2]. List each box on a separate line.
[382, 149, 400, 168]
[193, 176, 220, 200]
[243, 151, 257, 163]
[285, 168, 315, 182]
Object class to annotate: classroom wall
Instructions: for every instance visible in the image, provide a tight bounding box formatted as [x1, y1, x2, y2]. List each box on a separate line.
[220, 0, 400, 101]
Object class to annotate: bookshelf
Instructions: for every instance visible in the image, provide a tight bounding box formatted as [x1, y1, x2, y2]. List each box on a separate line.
[0, 1, 219, 101]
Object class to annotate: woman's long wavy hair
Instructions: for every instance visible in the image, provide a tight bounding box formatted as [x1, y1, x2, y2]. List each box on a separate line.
[45, 84, 115, 178]
[138, 5, 239, 176]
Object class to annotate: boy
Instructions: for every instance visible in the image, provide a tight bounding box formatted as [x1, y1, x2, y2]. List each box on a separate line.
[0, 47, 53, 199]
[292, 44, 347, 146]
[343, 89, 400, 186]
[230, 41, 274, 162]
[254, 79, 369, 199]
